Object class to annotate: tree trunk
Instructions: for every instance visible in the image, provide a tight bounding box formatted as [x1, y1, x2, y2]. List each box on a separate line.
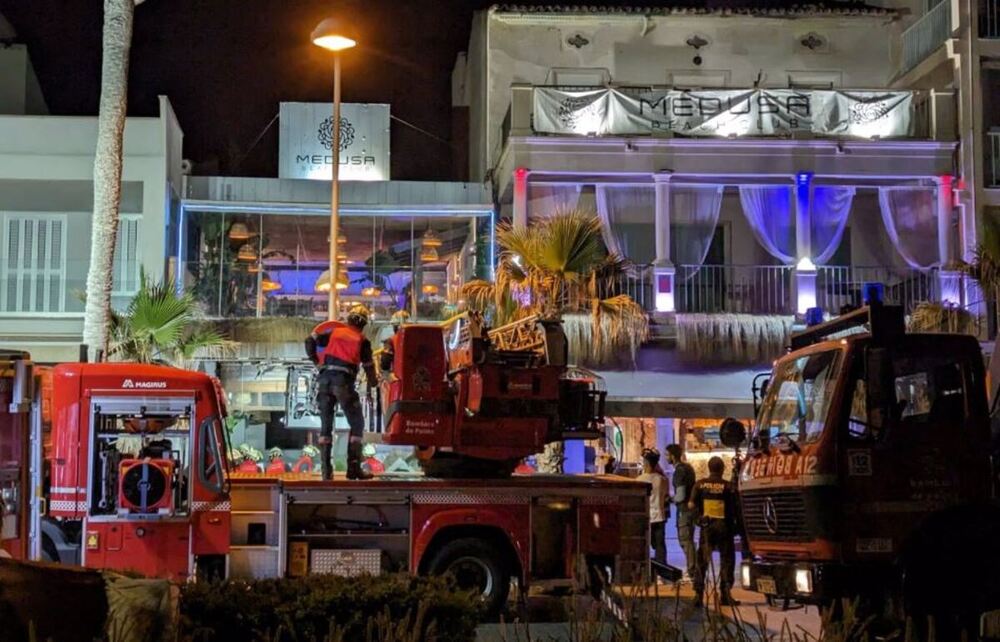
[82, 0, 135, 361]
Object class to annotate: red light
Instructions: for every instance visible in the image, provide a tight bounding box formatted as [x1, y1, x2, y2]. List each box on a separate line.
[514, 167, 528, 180]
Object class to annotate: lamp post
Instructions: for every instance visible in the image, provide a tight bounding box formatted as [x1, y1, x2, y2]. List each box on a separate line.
[312, 18, 357, 320]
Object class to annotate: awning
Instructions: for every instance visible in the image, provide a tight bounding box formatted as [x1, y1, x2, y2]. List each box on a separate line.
[595, 368, 761, 420]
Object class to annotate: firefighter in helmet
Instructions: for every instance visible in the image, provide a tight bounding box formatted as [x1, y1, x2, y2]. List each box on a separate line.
[305, 305, 377, 480]
[690, 455, 740, 607]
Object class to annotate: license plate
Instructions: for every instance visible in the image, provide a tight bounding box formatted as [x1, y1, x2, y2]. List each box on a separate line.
[756, 577, 777, 594]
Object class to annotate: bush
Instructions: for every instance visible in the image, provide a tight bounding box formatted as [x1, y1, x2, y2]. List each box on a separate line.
[179, 573, 481, 642]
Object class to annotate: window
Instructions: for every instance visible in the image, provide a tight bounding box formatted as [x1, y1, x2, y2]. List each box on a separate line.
[1, 213, 67, 313]
[667, 70, 730, 89]
[755, 349, 842, 447]
[892, 354, 967, 423]
[546, 68, 610, 87]
[786, 71, 842, 89]
[112, 215, 141, 296]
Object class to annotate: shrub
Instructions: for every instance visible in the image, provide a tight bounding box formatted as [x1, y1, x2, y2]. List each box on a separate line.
[179, 573, 480, 642]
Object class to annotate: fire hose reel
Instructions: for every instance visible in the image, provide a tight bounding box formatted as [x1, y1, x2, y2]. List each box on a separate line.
[118, 459, 175, 515]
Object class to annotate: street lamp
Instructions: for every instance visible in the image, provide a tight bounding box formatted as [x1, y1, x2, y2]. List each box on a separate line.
[311, 17, 357, 320]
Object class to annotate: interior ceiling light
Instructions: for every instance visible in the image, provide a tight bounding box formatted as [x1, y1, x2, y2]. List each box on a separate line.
[261, 275, 281, 292]
[228, 222, 253, 240]
[422, 283, 439, 295]
[422, 228, 442, 248]
[420, 246, 439, 263]
[237, 243, 257, 262]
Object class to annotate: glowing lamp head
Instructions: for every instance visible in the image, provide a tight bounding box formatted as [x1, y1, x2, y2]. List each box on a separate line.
[796, 257, 816, 272]
[311, 18, 357, 52]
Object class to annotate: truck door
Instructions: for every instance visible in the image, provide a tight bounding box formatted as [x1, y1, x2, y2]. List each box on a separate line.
[839, 339, 990, 562]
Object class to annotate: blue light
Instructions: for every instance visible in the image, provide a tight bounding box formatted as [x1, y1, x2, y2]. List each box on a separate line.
[862, 282, 884, 305]
[805, 307, 824, 326]
[796, 172, 813, 185]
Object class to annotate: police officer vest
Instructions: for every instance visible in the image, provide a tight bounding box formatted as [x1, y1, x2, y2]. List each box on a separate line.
[312, 321, 363, 367]
[698, 479, 731, 521]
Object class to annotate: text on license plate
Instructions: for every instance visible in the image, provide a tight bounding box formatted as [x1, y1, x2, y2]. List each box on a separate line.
[756, 577, 777, 594]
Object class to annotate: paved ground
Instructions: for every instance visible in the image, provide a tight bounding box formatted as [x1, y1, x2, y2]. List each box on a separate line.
[477, 538, 823, 641]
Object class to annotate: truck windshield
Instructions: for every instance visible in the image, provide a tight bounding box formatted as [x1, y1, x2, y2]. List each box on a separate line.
[755, 349, 842, 448]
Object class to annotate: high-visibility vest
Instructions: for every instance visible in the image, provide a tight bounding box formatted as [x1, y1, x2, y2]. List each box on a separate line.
[312, 321, 363, 366]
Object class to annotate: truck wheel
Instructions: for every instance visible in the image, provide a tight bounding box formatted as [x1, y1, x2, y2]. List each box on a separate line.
[41, 534, 59, 563]
[425, 537, 511, 617]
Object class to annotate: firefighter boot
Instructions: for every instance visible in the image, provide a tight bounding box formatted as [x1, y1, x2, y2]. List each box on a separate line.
[347, 441, 372, 480]
[319, 440, 333, 481]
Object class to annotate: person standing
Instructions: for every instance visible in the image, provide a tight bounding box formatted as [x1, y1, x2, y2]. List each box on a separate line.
[305, 305, 377, 480]
[637, 449, 668, 565]
[690, 456, 740, 607]
[666, 444, 697, 581]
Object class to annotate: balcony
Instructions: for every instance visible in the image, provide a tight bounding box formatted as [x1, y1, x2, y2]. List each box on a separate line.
[603, 264, 939, 316]
[901, 0, 952, 75]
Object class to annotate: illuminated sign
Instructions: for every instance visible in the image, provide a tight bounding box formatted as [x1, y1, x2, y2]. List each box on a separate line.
[278, 102, 390, 181]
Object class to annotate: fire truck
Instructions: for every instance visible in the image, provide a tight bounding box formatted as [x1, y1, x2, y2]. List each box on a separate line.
[730, 301, 1000, 628]
[0, 351, 232, 581]
[1, 314, 650, 614]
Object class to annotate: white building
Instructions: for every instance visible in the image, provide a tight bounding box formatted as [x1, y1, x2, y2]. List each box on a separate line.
[454, 2, 985, 467]
[0, 16, 185, 361]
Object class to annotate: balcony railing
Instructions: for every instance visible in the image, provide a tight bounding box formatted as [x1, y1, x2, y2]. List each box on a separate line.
[597, 263, 941, 316]
[816, 266, 938, 315]
[982, 0, 1000, 37]
[677, 265, 795, 315]
[988, 129, 1000, 187]
[901, 0, 952, 74]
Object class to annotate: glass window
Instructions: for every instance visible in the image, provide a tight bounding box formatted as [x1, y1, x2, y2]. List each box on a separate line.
[891, 355, 967, 423]
[755, 349, 842, 446]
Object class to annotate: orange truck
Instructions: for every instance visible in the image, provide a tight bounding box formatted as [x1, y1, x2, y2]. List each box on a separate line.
[731, 301, 1000, 631]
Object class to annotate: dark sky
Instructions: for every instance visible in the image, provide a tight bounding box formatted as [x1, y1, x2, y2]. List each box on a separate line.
[0, 0, 519, 180]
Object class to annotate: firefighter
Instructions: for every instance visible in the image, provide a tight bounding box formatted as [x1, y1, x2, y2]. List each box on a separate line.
[690, 455, 740, 607]
[666, 444, 697, 582]
[305, 305, 377, 481]
[378, 309, 409, 375]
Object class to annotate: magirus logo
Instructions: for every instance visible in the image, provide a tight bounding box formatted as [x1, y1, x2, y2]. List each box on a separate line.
[121, 379, 167, 389]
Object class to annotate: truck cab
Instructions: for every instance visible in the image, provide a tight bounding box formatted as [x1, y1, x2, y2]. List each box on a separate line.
[739, 303, 999, 620]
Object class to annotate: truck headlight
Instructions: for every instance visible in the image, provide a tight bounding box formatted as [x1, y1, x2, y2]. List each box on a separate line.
[795, 567, 813, 594]
[741, 563, 751, 589]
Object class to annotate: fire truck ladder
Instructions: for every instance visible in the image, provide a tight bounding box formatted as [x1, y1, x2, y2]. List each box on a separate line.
[487, 315, 545, 353]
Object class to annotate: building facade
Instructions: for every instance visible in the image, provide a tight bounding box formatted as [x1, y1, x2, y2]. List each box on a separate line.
[455, 2, 984, 471]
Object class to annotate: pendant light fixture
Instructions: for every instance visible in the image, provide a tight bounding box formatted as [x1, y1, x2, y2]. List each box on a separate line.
[228, 222, 253, 240]
[237, 243, 257, 262]
[421, 283, 439, 296]
[261, 274, 281, 292]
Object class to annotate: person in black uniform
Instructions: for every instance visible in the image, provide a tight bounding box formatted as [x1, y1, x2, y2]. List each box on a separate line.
[689, 456, 740, 607]
[305, 305, 377, 480]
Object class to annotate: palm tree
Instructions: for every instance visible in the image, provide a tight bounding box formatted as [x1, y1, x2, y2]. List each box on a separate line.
[462, 210, 648, 473]
[110, 273, 233, 366]
[463, 210, 649, 365]
[82, 0, 142, 361]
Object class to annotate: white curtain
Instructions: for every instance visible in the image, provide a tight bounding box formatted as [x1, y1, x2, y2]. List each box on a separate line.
[528, 184, 583, 220]
[810, 187, 855, 265]
[878, 187, 939, 270]
[595, 185, 654, 260]
[672, 185, 724, 267]
[739, 186, 796, 264]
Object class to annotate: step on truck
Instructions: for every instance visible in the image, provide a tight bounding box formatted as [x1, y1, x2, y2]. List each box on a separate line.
[726, 300, 1000, 633]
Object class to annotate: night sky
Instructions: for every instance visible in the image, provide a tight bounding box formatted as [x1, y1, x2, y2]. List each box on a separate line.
[0, 0, 805, 181]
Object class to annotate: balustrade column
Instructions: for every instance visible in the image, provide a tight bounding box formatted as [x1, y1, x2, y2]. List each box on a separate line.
[653, 172, 675, 312]
[513, 167, 529, 230]
[935, 175, 963, 305]
[794, 172, 817, 314]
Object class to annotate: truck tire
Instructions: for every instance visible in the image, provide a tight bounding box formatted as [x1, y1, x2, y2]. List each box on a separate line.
[425, 537, 511, 617]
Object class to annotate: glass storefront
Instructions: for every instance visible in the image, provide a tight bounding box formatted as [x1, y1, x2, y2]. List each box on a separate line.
[181, 209, 493, 321]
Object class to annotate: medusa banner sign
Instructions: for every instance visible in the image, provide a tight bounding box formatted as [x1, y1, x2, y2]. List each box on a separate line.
[532, 88, 913, 139]
[279, 102, 390, 181]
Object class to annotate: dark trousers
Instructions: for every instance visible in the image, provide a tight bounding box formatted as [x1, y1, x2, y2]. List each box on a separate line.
[316, 369, 365, 479]
[693, 519, 735, 595]
[676, 508, 697, 579]
[650, 521, 666, 564]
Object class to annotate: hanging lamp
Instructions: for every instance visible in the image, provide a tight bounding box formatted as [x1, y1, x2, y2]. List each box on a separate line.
[422, 227, 442, 248]
[420, 246, 439, 263]
[228, 222, 253, 240]
[421, 283, 439, 295]
[261, 274, 281, 292]
[237, 243, 257, 262]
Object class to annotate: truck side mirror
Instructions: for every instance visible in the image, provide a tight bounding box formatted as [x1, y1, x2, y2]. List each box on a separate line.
[719, 417, 747, 448]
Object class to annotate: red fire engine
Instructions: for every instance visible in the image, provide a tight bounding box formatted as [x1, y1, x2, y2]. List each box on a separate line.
[1, 352, 232, 581]
[729, 302, 1000, 630]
